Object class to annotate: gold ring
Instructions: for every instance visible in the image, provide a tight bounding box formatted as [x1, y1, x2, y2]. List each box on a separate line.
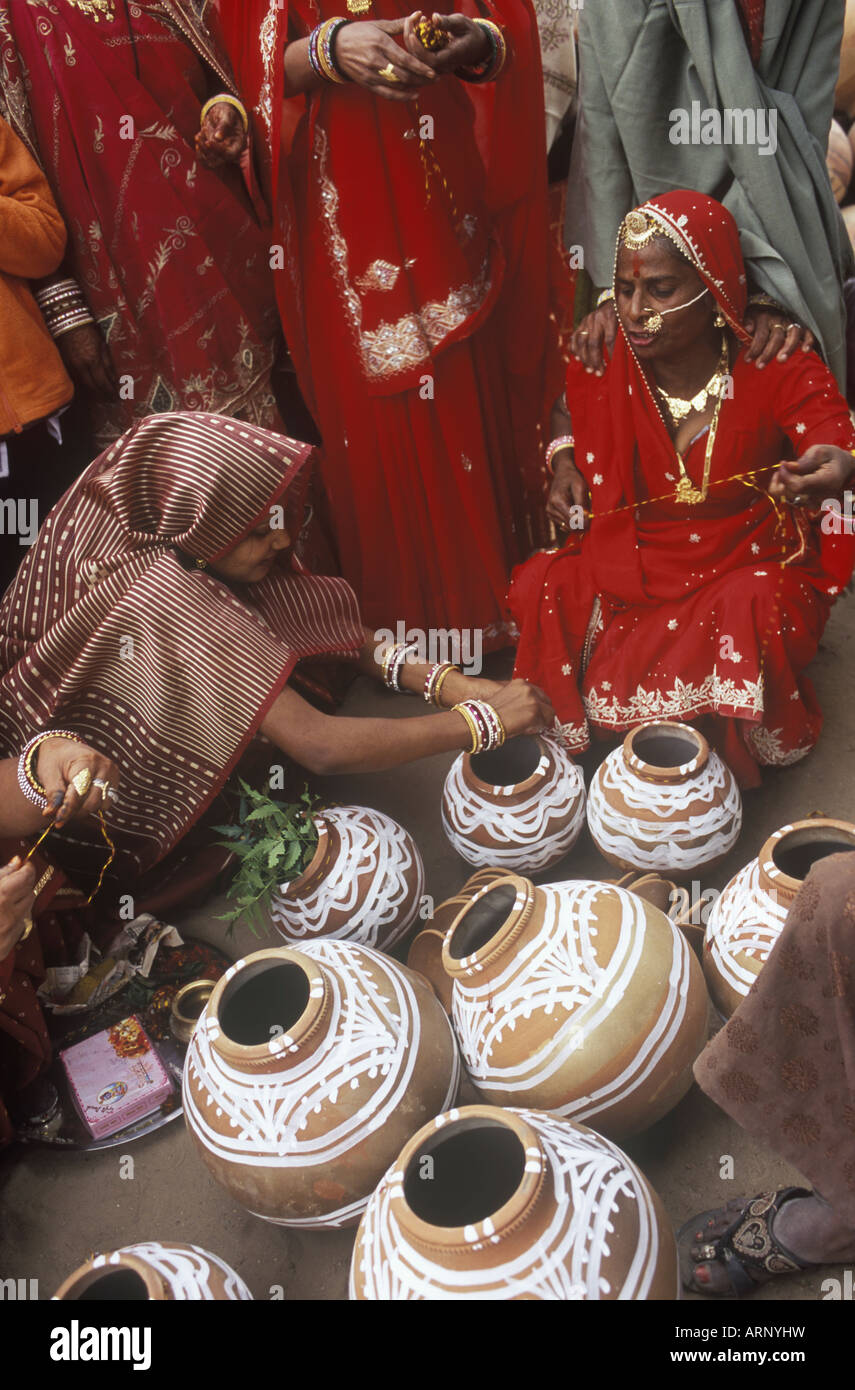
[71, 768, 92, 797]
[378, 63, 400, 82]
[771, 321, 787, 332]
[19, 917, 34, 943]
[577, 331, 589, 336]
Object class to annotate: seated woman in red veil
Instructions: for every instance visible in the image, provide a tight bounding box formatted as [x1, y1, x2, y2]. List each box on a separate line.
[510, 191, 855, 788]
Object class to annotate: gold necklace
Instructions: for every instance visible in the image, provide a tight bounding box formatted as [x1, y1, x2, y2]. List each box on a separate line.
[67, 0, 117, 20]
[656, 337, 729, 422]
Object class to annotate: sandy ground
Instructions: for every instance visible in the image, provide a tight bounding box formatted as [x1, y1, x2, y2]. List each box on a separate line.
[2, 600, 853, 1303]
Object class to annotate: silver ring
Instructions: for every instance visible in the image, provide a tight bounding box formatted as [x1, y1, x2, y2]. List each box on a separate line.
[106, 787, 120, 803]
[792, 494, 810, 507]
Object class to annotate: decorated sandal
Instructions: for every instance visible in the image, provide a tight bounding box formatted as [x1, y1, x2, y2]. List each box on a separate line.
[678, 1188, 818, 1298]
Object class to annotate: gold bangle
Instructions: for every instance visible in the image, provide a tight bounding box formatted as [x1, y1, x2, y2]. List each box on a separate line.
[452, 703, 480, 755]
[432, 665, 456, 708]
[200, 93, 249, 132]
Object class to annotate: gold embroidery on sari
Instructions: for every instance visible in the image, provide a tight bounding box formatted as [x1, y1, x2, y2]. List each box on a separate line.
[256, 0, 279, 137]
[316, 126, 493, 380]
[355, 259, 401, 294]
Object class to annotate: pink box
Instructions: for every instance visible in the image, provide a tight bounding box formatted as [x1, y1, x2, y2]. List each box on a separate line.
[60, 1015, 173, 1139]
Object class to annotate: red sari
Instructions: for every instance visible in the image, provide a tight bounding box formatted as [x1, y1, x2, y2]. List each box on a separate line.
[510, 192, 855, 787]
[0, 2, 282, 447]
[216, 0, 563, 641]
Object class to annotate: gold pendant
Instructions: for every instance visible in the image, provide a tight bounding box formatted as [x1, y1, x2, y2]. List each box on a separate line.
[347, 0, 373, 11]
[67, 0, 117, 20]
[674, 476, 705, 506]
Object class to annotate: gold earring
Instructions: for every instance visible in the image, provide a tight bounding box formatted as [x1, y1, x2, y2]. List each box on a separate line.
[714, 311, 725, 328]
[195, 558, 207, 570]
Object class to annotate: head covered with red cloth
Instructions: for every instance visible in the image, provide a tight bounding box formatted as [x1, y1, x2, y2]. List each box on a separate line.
[0, 414, 363, 885]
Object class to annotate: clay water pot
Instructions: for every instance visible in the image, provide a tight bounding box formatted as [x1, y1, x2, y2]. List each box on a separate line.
[439, 874, 709, 1138]
[350, 1105, 678, 1300]
[183, 941, 460, 1228]
[52, 1243, 252, 1300]
[828, 118, 853, 202]
[704, 818, 855, 1017]
[587, 721, 742, 879]
[441, 734, 586, 872]
[407, 867, 507, 1011]
[269, 805, 424, 950]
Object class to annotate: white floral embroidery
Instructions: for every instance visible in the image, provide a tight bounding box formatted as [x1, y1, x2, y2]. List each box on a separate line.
[667, 619, 678, 630]
[747, 726, 812, 767]
[754, 570, 768, 576]
[665, 471, 676, 481]
[751, 543, 760, 554]
[601, 680, 611, 690]
[727, 651, 743, 664]
[829, 585, 840, 596]
[584, 672, 765, 726]
[586, 452, 595, 463]
[689, 533, 700, 544]
[789, 690, 800, 700]
[592, 473, 603, 486]
[561, 663, 573, 675]
[795, 422, 806, 434]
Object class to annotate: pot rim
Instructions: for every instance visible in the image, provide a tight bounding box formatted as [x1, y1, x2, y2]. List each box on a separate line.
[622, 720, 708, 782]
[388, 1105, 547, 1254]
[757, 817, 855, 896]
[441, 874, 536, 979]
[205, 948, 329, 1065]
[52, 1250, 167, 1302]
[463, 735, 551, 798]
[278, 814, 330, 898]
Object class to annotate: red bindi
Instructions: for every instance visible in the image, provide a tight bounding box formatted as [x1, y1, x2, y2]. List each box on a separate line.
[632, 253, 642, 277]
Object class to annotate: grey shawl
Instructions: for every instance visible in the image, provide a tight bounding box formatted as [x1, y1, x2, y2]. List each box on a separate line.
[567, 0, 852, 384]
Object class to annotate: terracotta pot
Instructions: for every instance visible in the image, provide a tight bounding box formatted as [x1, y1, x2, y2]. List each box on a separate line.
[350, 1105, 678, 1300]
[407, 867, 507, 1011]
[441, 734, 586, 872]
[183, 941, 460, 1228]
[587, 721, 742, 879]
[52, 1242, 251, 1300]
[438, 873, 709, 1138]
[828, 118, 853, 203]
[269, 805, 424, 950]
[704, 818, 855, 1017]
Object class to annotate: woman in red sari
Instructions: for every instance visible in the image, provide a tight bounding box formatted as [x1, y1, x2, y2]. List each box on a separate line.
[0, 2, 282, 447]
[510, 192, 855, 787]
[215, 1, 562, 643]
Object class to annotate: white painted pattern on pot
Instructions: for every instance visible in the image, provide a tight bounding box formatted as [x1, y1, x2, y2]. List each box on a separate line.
[451, 882, 695, 1128]
[269, 806, 424, 949]
[351, 1108, 671, 1299]
[704, 856, 787, 1005]
[88, 1244, 251, 1301]
[183, 941, 460, 1228]
[441, 740, 586, 870]
[586, 743, 742, 873]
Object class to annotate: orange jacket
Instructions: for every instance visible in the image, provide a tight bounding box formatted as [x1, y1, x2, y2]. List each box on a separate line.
[0, 116, 73, 438]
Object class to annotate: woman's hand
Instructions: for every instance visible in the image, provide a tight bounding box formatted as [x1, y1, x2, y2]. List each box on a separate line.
[335, 19, 439, 100]
[195, 101, 248, 169]
[744, 308, 814, 368]
[56, 324, 117, 400]
[547, 455, 590, 533]
[402, 12, 491, 74]
[35, 738, 121, 826]
[487, 680, 556, 740]
[570, 299, 616, 376]
[437, 673, 507, 707]
[768, 445, 855, 504]
[0, 856, 36, 963]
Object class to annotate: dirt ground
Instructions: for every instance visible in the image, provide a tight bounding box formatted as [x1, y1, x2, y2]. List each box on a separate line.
[2, 599, 853, 1302]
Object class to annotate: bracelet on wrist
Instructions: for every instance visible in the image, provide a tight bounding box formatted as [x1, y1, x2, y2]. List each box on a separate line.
[597, 288, 614, 308]
[17, 730, 87, 811]
[381, 640, 420, 693]
[34, 279, 95, 341]
[308, 18, 351, 84]
[546, 434, 575, 475]
[424, 662, 459, 706]
[200, 93, 249, 132]
[452, 699, 506, 754]
[457, 19, 507, 84]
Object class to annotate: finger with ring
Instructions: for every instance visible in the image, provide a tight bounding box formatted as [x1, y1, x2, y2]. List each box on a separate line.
[71, 769, 93, 797]
[378, 63, 400, 81]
